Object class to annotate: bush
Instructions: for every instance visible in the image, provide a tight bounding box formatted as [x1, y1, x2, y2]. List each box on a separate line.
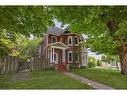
[88, 62, 96, 68]
[79, 66, 87, 69]
[45, 67, 54, 71]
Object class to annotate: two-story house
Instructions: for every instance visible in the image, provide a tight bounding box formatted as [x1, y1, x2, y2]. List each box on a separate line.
[39, 26, 88, 71]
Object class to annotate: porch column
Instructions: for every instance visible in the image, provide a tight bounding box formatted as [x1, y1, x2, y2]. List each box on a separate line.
[62, 49, 66, 62]
[53, 47, 55, 63]
[50, 47, 52, 63]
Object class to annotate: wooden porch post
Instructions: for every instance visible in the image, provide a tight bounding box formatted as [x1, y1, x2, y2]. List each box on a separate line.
[50, 47, 52, 63]
[53, 47, 55, 63]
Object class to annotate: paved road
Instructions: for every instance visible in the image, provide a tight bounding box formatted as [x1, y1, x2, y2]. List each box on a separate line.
[63, 72, 115, 89]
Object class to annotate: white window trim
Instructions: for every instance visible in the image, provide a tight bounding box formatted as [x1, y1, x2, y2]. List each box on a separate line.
[74, 36, 79, 46]
[51, 36, 57, 43]
[54, 53, 58, 64]
[68, 36, 73, 46]
[68, 51, 73, 63]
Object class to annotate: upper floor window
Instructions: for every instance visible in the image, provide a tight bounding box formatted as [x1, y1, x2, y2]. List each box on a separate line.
[51, 36, 57, 43]
[68, 36, 73, 45]
[74, 36, 79, 45]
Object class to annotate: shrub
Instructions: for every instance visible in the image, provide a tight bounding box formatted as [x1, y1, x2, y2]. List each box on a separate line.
[45, 67, 54, 71]
[88, 61, 96, 68]
[79, 66, 87, 69]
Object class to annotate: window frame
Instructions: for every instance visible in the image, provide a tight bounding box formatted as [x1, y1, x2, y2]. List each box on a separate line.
[68, 51, 73, 63]
[68, 36, 73, 46]
[51, 36, 57, 43]
[74, 36, 79, 46]
[52, 53, 58, 64]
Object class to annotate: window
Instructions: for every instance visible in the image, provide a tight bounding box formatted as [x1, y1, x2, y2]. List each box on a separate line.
[68, 51, 73, 63]
[52, 53, 58, 64]
[74, 36, 79, 45]
[68, 36, 72, 45]
[51, 36, 57, 43]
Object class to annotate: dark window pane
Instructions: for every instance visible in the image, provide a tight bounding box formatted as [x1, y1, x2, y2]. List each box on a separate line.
[75, 37, 78, 44]
[69, 52, 72, 61]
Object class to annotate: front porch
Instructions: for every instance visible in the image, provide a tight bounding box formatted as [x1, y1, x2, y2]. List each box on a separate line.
[45, 42, 69, 71]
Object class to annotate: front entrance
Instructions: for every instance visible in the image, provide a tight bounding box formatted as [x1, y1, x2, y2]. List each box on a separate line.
[46, 42, 69, 72]
[57, 50, 66, 72]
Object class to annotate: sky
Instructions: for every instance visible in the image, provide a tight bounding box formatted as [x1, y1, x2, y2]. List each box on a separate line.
[53, 19, 102, 60]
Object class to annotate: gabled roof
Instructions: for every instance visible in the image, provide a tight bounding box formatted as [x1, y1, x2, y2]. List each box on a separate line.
[47, 27, 64, 36]
[45, 26, 84, 41]
[47, 26, 70, 36]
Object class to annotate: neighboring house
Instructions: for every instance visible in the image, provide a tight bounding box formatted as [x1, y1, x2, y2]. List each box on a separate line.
[39, 26, 88, 71]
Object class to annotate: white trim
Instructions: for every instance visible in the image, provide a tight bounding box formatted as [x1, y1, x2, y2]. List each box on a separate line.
[62, 49, 66, 62]
[51, 36, 57, 43]
[53, 52, 58, 64]
[68, 51, 73, 63]
[51, 46, 66, 50]
[45, 42, 69, 49]
[74, 36, 79, 46]
[53, 47, 55, 62]
[68, 36, 73, 46]
[50, 47, 52, 63]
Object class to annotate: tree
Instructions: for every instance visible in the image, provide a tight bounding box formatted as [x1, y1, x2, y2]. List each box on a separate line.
[0, 6, 53, 55]
[51, 6, 127, 75]
[1, 6, 127, 75]
[15, 34, 41, 59]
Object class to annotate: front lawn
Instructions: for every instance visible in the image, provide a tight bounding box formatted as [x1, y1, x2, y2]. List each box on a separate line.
[71, 68, 127, 89]
[0, 69, 92, 89]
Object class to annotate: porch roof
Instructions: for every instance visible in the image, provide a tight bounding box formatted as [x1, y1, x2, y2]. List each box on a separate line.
[45, 42, 69, 50]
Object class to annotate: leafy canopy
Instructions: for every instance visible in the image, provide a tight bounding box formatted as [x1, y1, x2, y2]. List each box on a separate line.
[51, 6, 127, 55]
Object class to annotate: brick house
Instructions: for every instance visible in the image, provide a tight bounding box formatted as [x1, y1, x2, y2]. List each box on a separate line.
[39, 26, 88, 71]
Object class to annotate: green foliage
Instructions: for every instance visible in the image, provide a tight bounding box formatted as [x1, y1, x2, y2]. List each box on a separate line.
[0, 6, 53, 37]
[51, 6, 127, 55]
[1, 6, 127, 58]
[88, 56, 97, 68]
[101, 54, 120, 64]
[0, 6, 53, 56]
[0, 29, 17, 56]
[15, 34, 41, 59]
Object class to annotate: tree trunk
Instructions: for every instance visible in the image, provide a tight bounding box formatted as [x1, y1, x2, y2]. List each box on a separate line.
[118, 45, 127, 75]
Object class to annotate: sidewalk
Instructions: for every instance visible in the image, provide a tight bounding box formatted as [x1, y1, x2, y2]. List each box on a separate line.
[63, 72, 114, 89]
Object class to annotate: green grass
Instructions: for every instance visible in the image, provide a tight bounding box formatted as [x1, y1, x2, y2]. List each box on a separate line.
[71, 68, 127, 89]
[0, 69, 92, 89]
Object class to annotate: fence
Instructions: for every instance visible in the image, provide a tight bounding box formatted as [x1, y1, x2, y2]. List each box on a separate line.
[30, 56, 50, 71]
[0, 55, 50, 74]
[0, 56, 19, 74]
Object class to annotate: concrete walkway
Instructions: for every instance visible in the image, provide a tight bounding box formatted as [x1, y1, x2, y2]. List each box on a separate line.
[63, 72, 114, 89]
